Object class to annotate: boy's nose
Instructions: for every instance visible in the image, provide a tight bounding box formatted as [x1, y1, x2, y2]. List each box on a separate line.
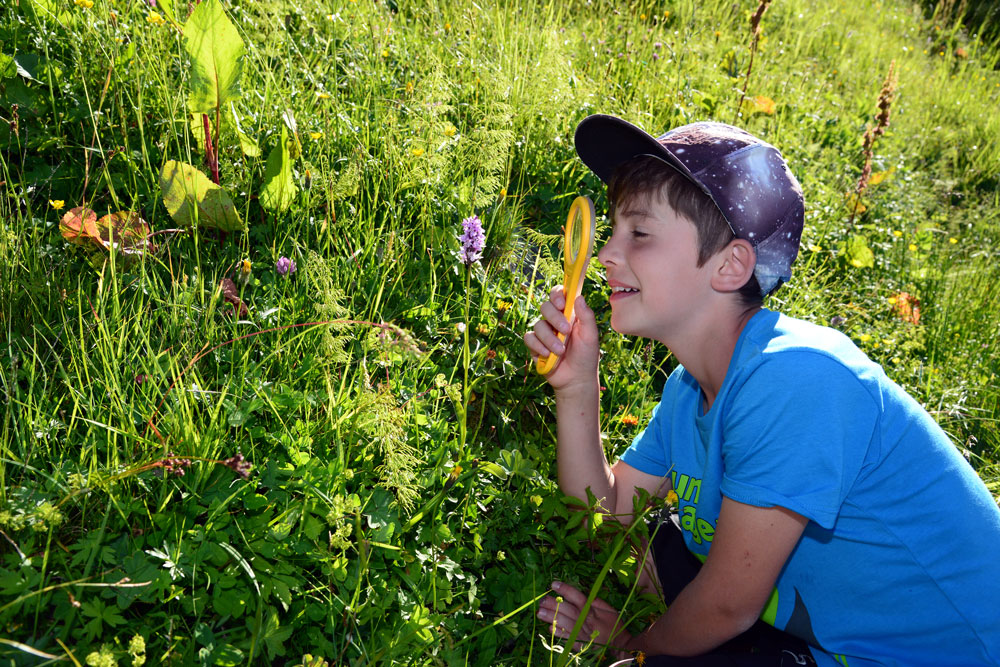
[597, 236, 618, 267]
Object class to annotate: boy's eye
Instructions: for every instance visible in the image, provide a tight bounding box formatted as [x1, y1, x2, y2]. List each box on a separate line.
[631, 230, 648, 239]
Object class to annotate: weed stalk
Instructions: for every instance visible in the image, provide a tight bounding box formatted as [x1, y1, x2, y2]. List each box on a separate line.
[734, 0, 772, 123]
[848, 60, 897, 228]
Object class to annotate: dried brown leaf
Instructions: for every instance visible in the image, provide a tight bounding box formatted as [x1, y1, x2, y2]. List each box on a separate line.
[220, 278, 248, 317]
[59, 206, 100, 246]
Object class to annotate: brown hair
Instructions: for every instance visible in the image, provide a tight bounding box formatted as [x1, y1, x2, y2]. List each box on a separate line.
[608, 155, 764, 304]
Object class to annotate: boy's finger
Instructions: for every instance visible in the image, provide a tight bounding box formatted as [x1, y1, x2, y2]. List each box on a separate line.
[573, 296, 597, 331]
[538, 595, 579, 616]
[532, 320, 566, 354]
[589, 596, 616, 612]
[523, 331, 553, 358]
[551, 581, 589, 607]
[538, 300, 570, 334]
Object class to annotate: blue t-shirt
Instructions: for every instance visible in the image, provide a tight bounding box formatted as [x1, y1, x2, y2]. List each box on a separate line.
[621, 309, 1000, 666]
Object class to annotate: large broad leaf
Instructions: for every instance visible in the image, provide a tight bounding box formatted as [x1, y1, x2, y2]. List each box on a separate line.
[259, 126, 296, 212]
[159, 160, 243, 231]
[183, 0, 245, 115]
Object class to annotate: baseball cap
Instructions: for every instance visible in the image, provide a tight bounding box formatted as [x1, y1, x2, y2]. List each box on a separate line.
[574, 114, 804, 295]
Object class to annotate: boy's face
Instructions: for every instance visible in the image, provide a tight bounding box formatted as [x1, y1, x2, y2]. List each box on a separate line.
[597, 191, 716, 343]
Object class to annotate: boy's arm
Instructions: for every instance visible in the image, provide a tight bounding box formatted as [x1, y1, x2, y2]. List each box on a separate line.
[626, 497, 807, 655]
[526, 288, 669, 517]
[555, 382, 669, 519]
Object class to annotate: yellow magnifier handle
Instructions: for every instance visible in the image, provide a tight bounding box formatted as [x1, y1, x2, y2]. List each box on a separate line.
[536, 196, 596, 375]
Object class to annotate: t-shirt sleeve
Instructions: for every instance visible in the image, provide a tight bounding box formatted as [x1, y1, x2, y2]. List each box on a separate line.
[720, 352, 878, 529]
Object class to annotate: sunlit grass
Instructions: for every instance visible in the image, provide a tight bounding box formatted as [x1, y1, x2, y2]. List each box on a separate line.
[1, 0, 999, 663]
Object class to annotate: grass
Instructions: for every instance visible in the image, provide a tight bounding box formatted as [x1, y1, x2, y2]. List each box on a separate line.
[1, 0, 999, 664]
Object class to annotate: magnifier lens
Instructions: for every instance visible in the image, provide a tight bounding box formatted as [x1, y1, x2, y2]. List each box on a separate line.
[569, 208, 583, 260]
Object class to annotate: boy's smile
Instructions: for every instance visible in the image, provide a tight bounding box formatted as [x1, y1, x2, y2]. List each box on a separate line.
[598, 193, 714, 345]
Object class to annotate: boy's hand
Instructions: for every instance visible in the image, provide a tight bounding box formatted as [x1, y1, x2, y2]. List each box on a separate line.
[524, 286, 600, 392]
[537, 581, 632, 658]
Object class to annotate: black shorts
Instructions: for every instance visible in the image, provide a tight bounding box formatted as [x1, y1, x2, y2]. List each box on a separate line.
[640, 512, 817, 667]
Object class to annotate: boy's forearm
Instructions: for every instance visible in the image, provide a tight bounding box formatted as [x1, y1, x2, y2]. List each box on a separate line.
[554, 378, 615, 512]
[624, 579, 757, 656]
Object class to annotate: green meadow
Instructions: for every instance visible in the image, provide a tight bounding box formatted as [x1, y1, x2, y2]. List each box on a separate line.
[1, 0, 998, 664]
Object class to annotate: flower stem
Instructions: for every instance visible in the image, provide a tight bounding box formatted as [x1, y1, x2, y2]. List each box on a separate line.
[459, 265, 472, 450]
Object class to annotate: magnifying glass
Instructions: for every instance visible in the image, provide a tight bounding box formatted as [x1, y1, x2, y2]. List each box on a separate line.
[536, 195, 596, 375]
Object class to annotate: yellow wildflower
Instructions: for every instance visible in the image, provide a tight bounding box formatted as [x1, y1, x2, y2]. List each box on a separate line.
[949, 237, 958, 245]
[639, 13, 646, 20]
[908, 243, 918, 252]
[444, 464, 462, 489]
[146, 11, 164, 25]
[444, 126, 457, 137]
[316, 92, 331, 99]
[411, 147, 424, 157]
[444, 22, 451, 30]
[859, 333, 871, 343]
[892, 230, 902, 237]
[665, 490, 679, 506]
[381, 49, 389, 58]
[50, 200, 65, 210]
[499, 188, 507, 198]
[496, 299, 513, 312]
[620, 413, 639, 426]
[74, 0, 93, 8]
[309, 131, 323, 140]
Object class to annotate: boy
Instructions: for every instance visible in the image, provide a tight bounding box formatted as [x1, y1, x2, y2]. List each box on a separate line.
[524, 114, 1000, 665]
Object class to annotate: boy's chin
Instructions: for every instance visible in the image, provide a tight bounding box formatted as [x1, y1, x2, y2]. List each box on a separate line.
[608, 316, 636, 337]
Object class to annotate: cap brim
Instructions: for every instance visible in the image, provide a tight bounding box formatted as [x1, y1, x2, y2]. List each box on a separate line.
[574, 114, 701, 190]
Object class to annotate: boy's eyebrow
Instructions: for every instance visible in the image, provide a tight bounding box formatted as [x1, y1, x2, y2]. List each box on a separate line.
[616, 207, 655, 221]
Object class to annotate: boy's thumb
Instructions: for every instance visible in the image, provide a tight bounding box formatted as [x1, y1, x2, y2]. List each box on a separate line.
[573, 296, 597, 330]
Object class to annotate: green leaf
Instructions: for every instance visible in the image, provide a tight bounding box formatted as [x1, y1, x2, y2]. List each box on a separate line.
[159, 160, 243, 231]
[230, 103, 260, 157]
[158, 0, 177, 23]
[13, 54, 40, 81]
[0, 54, 15, 79]
[259, 126, 297, 212]
[844, 234, 875, 269]
[183, 0, 245, 115]
[255, 609, 293, 659]
[218, 541, 259, 595]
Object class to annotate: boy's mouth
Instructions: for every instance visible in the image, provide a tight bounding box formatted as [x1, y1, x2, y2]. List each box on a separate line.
[609, 282, 639, 302]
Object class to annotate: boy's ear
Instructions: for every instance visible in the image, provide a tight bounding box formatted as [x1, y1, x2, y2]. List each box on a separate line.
[710, 239, 756, 293]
